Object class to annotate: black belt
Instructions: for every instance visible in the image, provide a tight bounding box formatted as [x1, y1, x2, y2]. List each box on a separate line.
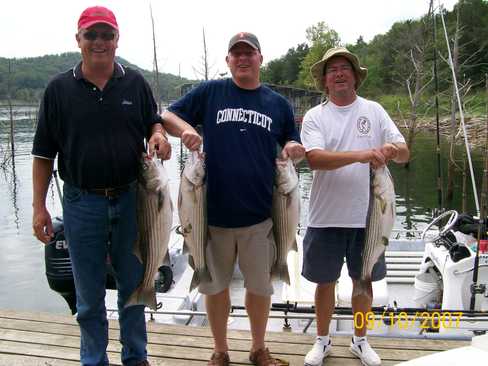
[84, 182, 135, 198]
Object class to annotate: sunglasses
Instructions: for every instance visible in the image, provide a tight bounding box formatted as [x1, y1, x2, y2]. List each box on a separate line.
[82, 30, 116, 41]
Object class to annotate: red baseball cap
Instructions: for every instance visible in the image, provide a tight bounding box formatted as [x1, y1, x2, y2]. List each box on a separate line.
[78, 6, 118, 30]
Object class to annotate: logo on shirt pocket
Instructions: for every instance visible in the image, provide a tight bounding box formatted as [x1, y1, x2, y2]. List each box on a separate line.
[357, 116, 371, 135]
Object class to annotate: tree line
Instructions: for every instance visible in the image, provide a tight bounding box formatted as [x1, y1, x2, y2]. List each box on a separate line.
[1, 0, 487, 111]
[0, 53, 189, 103]
[261, 0, 488, 109]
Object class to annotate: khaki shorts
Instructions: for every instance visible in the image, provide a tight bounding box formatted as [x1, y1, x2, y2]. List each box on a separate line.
[198, 218, 276, 297]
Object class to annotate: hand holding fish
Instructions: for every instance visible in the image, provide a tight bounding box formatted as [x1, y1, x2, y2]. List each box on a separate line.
[181, 130, 202, 151]
[380, 143, 399, 162]
[281, 141, 306, 163]
[359, 148, 386, 169]
[148, 131, 171, 160]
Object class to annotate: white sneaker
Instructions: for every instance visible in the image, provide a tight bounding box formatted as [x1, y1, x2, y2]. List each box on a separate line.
[304, 339, 332, 366]
[349, 338, 381, 366]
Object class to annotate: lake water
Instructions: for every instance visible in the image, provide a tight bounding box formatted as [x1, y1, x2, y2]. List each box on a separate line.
[0, 114, 484, 315]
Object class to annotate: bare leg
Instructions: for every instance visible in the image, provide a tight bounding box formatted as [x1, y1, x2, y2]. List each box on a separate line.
[206, 288, 231, 352]
[351, 279, 373, 337]
[315, 282, 336, 336]
[245, 290, 270, 352]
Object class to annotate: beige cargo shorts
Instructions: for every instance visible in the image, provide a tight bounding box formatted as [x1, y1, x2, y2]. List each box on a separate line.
[198, 218, 276, 296]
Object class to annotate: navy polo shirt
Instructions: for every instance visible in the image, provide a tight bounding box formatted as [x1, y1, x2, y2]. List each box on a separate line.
[168, 78, 300, 228]
[32, 62, 161, 189]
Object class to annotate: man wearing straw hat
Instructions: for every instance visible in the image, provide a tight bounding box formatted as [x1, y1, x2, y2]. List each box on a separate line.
[300, 47, 409, 366]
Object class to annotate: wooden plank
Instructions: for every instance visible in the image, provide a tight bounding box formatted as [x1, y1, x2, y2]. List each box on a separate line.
[0, 309, 471, 366]
[0, 327, 443, 363]
[0, 354, 80, 366]
[0, 310, 469, 351]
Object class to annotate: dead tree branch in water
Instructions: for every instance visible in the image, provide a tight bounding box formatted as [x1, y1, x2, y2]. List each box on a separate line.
[149, 3, 161, 112]
[401, 1, 434, 169]
[193, 27, 218, 81]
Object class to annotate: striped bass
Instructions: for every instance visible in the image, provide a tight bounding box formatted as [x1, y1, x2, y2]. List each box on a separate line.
[126, 153, 173, 310]
[271, 158, 299, 284]
[354, 166, 396, 297]
[178, 151, 211, 291]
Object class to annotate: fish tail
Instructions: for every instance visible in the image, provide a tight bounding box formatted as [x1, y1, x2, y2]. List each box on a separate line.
[200, 267, 212, 283]
[125, 286, 157, 310]
[124, 287, 141, 308]
[291, 239, 298, 252]
[139, 288, 158, 311]
[280, 265, 291, 285]
[189, 268, 212, 292]
[271, 263, 291, 285]
[352, 278, 372, 301]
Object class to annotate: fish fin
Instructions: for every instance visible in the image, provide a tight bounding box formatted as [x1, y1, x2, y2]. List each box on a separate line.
[132, 238, 143, 263]
[188, 254, 196, 270]
[189, 271, 200, 291]
[182, 240, 190, 254]
[157, 191, 164, 211]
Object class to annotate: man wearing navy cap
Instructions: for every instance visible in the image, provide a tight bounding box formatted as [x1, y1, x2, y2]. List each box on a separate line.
[163, 32, 304, 366]
[32, 6, 169, 366]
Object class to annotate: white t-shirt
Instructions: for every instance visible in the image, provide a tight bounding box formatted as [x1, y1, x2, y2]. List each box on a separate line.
[300, 96, 405, 228]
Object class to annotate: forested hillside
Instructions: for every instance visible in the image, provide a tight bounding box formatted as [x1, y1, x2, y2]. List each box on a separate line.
[0, 52, 190, 102]
[1, 0, 487, 110]
[261, 0, 488, 104]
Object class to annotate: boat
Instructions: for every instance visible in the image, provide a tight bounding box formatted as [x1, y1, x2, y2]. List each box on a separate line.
[396, 333, 488, 365]
[54, 210, 485, 340]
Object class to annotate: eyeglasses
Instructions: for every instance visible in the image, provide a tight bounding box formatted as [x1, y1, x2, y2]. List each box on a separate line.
[82, 30, 116, 41]
[325, 64, 353, 75]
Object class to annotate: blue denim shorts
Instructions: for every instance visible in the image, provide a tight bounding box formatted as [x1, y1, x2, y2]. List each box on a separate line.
[302, 227, 386, 284]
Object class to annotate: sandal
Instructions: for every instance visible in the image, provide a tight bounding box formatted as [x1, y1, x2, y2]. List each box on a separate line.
[249, 348, 289, 366]
[207, 351, 230, 366]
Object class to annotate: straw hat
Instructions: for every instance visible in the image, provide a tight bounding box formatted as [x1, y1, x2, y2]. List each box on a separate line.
[310, 47, 368, 92]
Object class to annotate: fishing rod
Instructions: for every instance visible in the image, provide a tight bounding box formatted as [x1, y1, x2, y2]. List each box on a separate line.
[117, 306, 488, 322]
[470, 76, 488, 310]
[261, 303, 488, 318]
[432, 7, 443, 213]
[438, 2, 480, 216]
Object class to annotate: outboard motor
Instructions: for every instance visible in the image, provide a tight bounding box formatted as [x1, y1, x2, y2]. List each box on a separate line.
[44, 217, 118, 314]
[44, 217, 77, 314]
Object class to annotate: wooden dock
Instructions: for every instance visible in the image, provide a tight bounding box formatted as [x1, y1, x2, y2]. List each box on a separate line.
[0, 309, 470, 365]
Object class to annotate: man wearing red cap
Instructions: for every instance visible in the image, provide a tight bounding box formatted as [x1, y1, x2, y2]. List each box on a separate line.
[32, 6, 169, 366]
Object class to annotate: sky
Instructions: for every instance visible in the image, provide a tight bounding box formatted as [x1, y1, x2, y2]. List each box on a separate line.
[2, 0, 458, 79]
